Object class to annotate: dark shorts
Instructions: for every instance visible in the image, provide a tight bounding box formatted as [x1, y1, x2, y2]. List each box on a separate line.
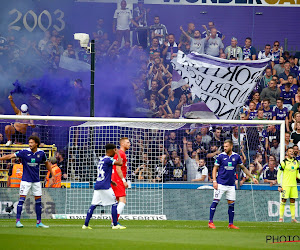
[12, 130, 26, 144]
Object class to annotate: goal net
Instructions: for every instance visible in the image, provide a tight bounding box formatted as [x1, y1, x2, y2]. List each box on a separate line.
[0, 115, 286, 222]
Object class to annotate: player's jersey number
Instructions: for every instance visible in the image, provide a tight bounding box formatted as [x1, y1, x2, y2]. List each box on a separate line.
[97, 160, 105, 182]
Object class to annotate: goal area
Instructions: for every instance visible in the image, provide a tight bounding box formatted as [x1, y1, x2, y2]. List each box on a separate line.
[0, 115, 286, 221]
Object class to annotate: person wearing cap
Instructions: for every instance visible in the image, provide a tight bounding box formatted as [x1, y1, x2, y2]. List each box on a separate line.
[45, 157, 62, 188]
[5, 95, 35, 146]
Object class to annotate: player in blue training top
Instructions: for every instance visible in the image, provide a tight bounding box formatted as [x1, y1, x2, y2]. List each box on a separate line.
[82, 143, 124, 230]
[0, 135, 54, 228]
[208, 140, 258, 229]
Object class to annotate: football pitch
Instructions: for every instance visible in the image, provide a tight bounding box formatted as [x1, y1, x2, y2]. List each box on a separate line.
[0, 219, 299, 249]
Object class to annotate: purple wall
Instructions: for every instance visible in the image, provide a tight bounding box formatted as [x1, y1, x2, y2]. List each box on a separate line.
[69, 2, 300, 51]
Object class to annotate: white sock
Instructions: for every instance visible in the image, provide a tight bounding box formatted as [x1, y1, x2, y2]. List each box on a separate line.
[117, 202, 125, 215]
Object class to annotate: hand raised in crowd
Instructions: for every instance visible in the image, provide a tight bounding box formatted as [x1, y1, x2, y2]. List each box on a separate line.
[183, 137, 187, 144]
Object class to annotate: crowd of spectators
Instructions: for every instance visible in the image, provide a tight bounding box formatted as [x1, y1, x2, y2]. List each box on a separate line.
[1, 0, 300, 185]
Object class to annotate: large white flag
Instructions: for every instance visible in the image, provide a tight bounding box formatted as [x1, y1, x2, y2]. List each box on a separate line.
[172, 51, 270, 119]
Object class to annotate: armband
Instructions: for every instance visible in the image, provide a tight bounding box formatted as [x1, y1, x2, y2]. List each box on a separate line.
[122, 178, 126, 183]
[213, 180, 217, 183]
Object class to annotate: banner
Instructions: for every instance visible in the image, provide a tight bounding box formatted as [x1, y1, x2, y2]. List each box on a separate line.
[52, 214, 167, 220]
[173, 51, 269, 119]
[182, 102, 218, 119]
[76, 0, 300, 8]
[59, 56, 90, 72]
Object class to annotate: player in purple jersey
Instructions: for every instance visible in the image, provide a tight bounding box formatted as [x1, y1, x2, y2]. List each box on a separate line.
[208, 140, 258, 229]
[0, 136, 54, 228]
[82, 143, 124, 230]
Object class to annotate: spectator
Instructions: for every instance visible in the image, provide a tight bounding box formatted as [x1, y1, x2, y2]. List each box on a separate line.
[146, 80, 159, 99]
[280, 75, 298, 97]
[0, 133, 5, 144]
[272, 97, 290, 132]
[284, 132, 293, 151]
[56, 150, 68, 180]
[224, 37, 242, 60]
[179, 26, 208, 54]
[279, 62, 297, 85]
[176, 94, 188, 110]
[219, 52, 226, 59]
[169, 156, 186, 181]
[135, 163, 153, 181]
[291, 122, 300, 145]
[249, 153, 263, 180]
[205, 28, 224, 57]
[206, 144, 221, 176]
[257, 68, 272, 92]
[200, 127, 212, 148]
[295, 88, 300, 104]
[231, 126, 244, 153]
[289, 55, 299, 77]
[260, 80, 280, 107]
[62, 44, 78, 59]
[38, 30, 51, 51]
[263, 157, 278, 186]
[133, 0, 150, 48]
[165, 131, 182, 155]
[96, 18, 107, 39]
[146, 37, 161, 55]
[201, 21, 224, 40]
[251, 91, 261, 110]
[273, 56, 285, 76]
[271, 41, 283, 64]
[5, 95, 35, 146]
[174, 109, 181, 119]
[45, 157, 62, 188]
[272, 75, 280, 87]
[154, 154, 170, 182]
[162, 33, 178, 63]
[262, 98, 273, 120]
[270, 138, 280, 160]
[258, 44, 274, 62]
[192, 134, 207, 158]
[183, 137, 199, 181]
[242, 37, 256, 60]
[265, 125, 280, 152]
[280, 84, 294, 110]
[290, 112, 300, 132]
[166, 88, 179, 114]
[245, 101, 257, 120]
[150, 15, 168, 45]
[179, 23, 195, 44]
[254, 108, 266, 121]
[191, 159, 208, 182]
[293, 145, 300, 160]
[211, 128, 224, 148]
[113, 0, 138, 46]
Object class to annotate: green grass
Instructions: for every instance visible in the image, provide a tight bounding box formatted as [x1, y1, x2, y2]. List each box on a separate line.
[0, 219, 299, 249]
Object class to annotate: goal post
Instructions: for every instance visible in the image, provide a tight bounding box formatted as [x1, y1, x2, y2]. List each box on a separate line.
[0, 115, 285, 221]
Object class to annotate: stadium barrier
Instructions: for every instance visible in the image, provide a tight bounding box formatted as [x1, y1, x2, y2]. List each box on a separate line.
[0, 186, 299, 222]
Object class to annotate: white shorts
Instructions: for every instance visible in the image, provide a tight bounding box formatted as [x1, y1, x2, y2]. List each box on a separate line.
[91, 188, 117, 206]
[19, 181, 42, 197]
[213, 184, 236, 201]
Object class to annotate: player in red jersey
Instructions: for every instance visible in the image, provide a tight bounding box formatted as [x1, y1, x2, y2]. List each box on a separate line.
[111, 137, 131, 227]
